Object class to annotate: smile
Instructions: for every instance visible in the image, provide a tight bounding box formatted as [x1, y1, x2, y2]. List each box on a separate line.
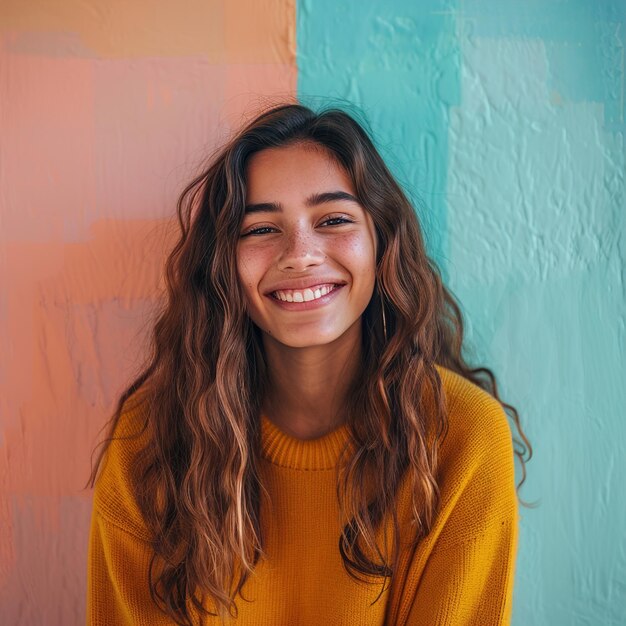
[268, 283, 346, 310]
[271, 283, 340, 303]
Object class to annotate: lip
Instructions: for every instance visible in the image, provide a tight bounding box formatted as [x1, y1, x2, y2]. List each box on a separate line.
[266, 283, 346, 311]
[264, 278, 347, 295]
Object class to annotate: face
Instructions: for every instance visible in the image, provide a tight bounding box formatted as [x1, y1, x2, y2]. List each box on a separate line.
[236, 142, 378, 350]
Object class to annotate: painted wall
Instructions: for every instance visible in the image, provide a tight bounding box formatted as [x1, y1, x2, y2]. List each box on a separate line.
[298, 1, 625, 624]
[1, 0, 624, 624]
[0, 1, 295, 623]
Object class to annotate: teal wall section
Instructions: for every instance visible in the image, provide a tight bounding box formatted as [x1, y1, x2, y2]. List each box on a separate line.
[297, 1, 626, 624]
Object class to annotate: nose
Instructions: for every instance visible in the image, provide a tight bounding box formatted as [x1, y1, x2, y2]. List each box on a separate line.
[276, 229, 325, 272]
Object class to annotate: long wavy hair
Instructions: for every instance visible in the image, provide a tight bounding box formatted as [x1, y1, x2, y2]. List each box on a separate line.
[87, 101, 532, 625]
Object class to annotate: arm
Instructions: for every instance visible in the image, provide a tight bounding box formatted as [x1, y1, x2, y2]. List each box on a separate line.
[86, 402, 179, 625]
[86, 506, 176, 626]
[404, 403, 519, 625]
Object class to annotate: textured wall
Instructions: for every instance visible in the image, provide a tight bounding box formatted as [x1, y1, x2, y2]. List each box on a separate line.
[0, 1, 295, 623]
[2, 0, 625, 624]
[298, 1, 625, 624]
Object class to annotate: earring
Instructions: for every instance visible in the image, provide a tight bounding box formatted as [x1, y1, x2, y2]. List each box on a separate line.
[378, 282, 388, 342]
[381, 301, 388, 342]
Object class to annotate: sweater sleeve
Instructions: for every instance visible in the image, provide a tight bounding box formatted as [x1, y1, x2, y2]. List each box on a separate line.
[404, 401, 519, 626]
[86, 508, 176, 625]
[86, 400, 179, 625]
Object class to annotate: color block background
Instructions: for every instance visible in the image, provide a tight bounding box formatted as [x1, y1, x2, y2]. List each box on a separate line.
[1, 1, 624, 624]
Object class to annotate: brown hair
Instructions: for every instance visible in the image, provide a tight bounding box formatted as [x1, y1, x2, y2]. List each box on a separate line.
[87, 101, 532, 625]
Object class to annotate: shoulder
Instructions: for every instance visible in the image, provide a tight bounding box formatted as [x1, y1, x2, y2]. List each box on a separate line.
[435, 364, 512, 450]
[92, 391, 153, 541]
[433, 364, 515, 488]
[422, 365, 520, 549]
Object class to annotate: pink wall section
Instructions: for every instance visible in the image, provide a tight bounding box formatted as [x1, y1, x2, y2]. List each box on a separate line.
[0, 2, 296, 622]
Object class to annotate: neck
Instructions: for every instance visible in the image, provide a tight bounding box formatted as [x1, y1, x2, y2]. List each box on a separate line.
[261, 319, 362, 440]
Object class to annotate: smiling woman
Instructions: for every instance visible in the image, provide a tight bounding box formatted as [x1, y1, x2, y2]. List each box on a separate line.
[86, 102, 532, 625]
[238, 143, 378, 439]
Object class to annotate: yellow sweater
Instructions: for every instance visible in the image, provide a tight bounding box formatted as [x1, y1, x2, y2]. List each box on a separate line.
[87, 365, 519, 625]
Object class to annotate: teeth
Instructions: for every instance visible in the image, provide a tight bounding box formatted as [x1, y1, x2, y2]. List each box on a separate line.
[273, 284, 338, 303]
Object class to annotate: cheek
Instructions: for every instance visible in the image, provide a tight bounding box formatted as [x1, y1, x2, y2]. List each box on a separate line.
[334, 233, 377, 278]
[334, 230, 371, 254]
[236, 246, 270, 295]
[235, 250, 255, 298]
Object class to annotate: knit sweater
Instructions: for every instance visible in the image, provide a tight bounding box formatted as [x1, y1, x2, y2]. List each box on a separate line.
[87, 365, 519, 625]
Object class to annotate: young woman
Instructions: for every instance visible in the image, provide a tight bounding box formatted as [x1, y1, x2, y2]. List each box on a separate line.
[86, 102, 532, 625]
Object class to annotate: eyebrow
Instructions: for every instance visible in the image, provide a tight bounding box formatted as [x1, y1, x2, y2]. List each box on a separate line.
[244, 190, 360, 215]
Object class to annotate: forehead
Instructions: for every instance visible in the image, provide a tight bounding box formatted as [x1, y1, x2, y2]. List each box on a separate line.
[244, 143, 354, 201]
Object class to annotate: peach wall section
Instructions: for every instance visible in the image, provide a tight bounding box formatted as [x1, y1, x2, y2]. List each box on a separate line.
[0, 1, 296, 623]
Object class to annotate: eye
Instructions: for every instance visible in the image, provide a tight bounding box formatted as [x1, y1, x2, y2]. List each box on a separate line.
[240, 225, 277, 237]
[322, 216, 354, 227]
[240, 215, 354, 237]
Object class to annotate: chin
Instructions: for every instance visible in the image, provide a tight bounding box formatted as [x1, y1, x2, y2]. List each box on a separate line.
[271, 329, 344, 349]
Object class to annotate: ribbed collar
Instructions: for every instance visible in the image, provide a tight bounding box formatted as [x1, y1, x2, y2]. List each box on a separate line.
[260, 413, 353, 470]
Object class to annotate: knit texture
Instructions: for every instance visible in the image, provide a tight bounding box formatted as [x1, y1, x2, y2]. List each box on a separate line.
[86, 365, 519, 625]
